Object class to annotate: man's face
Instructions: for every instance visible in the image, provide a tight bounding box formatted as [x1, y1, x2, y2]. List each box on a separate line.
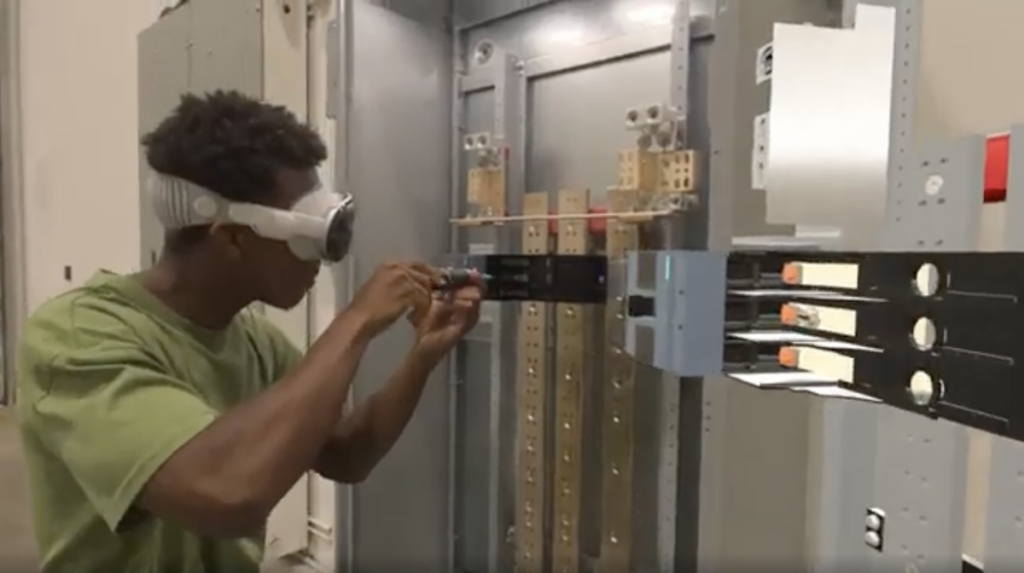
[235, 168, 323, 310]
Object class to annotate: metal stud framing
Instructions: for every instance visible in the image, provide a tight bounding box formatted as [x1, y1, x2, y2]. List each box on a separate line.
[658, 7, 690, 570]
[869, 2, 970, 570]
[982, 123, 1024, 572]
[552, 188, 591, 573]
[514, 192, 551, 573]
[598, 188, 642, 573]
[882, 0, 920, 228]
[870, 135, 982, 573]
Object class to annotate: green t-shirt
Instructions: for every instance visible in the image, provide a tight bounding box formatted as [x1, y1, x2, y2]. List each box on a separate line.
[17, 271, 302, 573]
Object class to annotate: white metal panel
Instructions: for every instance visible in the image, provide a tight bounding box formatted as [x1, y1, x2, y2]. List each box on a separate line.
[765, 6, 895, 248]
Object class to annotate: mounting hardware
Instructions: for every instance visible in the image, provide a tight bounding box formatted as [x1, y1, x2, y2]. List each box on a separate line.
[618, 148, 658, 191]
[644, 103, 669, 126]
[653, 120, 679, 150]
[864, 507, 885, 551]
[656, 150, 696, 193]
[464, 132, 503, 170]
[464, 132, 493, 151]
[755, 42, 773, 84]
[473, 40, 495, 65]
[636, 132, 654, 150]
[625, 107, 644, 130]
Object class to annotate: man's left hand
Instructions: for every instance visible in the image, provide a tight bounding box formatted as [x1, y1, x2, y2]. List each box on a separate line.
[410, 285, 483, 362]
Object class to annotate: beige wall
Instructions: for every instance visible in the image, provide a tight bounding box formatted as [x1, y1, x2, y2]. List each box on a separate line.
[17, 0, 154, 309]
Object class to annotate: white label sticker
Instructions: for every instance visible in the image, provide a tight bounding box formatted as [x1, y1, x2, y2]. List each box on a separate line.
[755, 42, 773, 84]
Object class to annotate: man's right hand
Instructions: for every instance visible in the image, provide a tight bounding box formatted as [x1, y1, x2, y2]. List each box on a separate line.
[345, 262, 437, 336]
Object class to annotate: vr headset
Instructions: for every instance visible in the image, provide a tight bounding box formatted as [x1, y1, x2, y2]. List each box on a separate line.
[148, 171, 356, 263]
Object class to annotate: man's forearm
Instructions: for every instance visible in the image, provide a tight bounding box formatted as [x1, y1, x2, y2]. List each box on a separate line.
[315, 348, 442, 482]
[141, 310, 372, 537]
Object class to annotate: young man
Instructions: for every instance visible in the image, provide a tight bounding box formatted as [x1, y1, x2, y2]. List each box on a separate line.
[16, 90, 481, 573]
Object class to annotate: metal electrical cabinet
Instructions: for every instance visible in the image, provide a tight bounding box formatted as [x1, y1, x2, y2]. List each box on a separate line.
[333, 2, 454, 571]
[446, 1, 842, 572]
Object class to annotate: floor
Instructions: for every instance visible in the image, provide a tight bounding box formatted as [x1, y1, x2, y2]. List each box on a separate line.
[0, 409, 38, 571]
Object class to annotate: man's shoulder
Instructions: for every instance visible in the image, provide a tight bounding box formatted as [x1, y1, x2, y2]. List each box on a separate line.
[18, 277, 157, 408]
[24, 276, 149, 349]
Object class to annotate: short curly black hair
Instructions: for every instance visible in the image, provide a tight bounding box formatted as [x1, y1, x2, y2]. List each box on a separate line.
[141, 90, 328, 203]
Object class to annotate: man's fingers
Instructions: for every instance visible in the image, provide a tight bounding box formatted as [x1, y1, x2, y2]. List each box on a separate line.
[452, 285, 483, 302]
[404, 261, 440, 278]
[390, 262, 434, 298]
[410, 282, 433, 311]
[408, 302, 430, 327]
[406, 288, 434, 326]
[402, 264, 439, 292]
[406, 261, 438, 275]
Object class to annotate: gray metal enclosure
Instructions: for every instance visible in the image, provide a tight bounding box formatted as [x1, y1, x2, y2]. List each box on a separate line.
[333, 1, 849, 572]
[336, 2, 454, 570]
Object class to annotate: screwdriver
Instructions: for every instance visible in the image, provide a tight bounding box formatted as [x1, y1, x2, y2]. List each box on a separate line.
[434, 267, 493, 291]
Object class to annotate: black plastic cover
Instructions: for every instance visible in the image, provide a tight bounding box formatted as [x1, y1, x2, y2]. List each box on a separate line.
[480, 254, 607, 304]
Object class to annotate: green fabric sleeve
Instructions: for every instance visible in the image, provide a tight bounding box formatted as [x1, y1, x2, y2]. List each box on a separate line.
[248, 312, 304, 382]
[31, 343, 216, 532]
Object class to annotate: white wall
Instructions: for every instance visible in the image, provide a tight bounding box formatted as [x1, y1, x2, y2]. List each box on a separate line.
[18, 0, 152, 310]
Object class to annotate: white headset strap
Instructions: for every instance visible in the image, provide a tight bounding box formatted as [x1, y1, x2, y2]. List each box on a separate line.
[148, 173, 228, 230]
[149, 171, 338, 240]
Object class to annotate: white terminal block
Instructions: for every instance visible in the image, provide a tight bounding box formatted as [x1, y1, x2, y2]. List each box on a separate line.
[463, 131, 492, 150]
